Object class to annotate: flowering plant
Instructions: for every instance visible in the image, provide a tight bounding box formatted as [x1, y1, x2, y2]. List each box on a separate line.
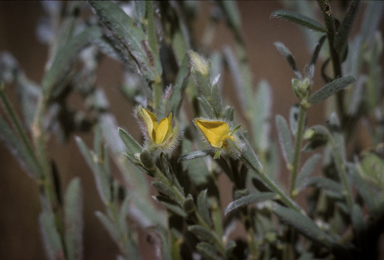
[0, 1, 384, 260]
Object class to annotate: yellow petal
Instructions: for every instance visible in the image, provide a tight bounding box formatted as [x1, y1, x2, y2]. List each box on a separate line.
[141, 107, 158, 142]
[195, 119, 231, 148]
[155, 117, 169, 144]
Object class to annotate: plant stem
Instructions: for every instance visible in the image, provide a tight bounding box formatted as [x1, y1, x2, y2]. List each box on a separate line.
[317, 0, 345, 120]
[0, 86, 42, 175]
[290, 104, 307, 196]
[238, 149, 303, 214]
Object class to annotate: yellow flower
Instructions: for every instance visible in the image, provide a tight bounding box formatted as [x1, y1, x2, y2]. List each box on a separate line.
[136, 106, 179, 152]
[195, 119, 234, 149]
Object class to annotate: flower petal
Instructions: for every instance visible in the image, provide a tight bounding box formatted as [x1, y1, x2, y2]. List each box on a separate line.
[141, 107, 158, 142]
[155, 116, 170, 144]
[195, 119, 231, 148]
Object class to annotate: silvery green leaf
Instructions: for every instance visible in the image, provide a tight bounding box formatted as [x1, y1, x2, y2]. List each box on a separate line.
[347, 76, 366, 116]
[168, 56, 190, 116]
[118, 195, 130, 232]
[178, 150, 210, 162]
[209, 52, 223, 90]
[296, 153, 321, 191]
[225, 192, 276, 215]
[95, 211, 120, 244]
[188, 225, 216, 243]
[223, 46, 249, 112]
[0, 115, 41, 179]
[39, 211, 64, 260]
[309, 35, 327, 67]
[42, 26, 100, 95]
[15, 75, 41, 127]
[129, 195, 167, 228]
[217, 0, 241, 30]
[289, 104, 300, 136]
[308, 76, 356, 105]
[223, 106, 234, 122]
[118, 127, 143, 154]
[75, 136, 111, 204]
[197, 97, 215, 118]
[329, 113, 346, 163]
[306, 177, 343, 193]
[273, 42, 302, 79]
[197, 189, 212, 226]
[145, 1, 158, 55]
[211, 83, 222, 116]
[273, 206, 332, 248]
[360, 1, 384, 44]
[334, 0, 361, 52]
[89, 1, 161, 81]
[180, 139, 210, 186]
[252, 80, 272, 151]
[238, 133, 263, 174]
[155, 196, 187, 217]
[271, 10, 327, 33]
[197, 242, 223, 260]
[152, 181, 176, 200]
[64, 178, 83, 260]
[276, 115, 294, 166]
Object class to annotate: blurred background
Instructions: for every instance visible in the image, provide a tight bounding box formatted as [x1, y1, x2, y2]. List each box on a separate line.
[0, 1, 382, 259]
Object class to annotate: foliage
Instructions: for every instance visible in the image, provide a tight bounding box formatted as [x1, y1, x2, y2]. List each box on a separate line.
[0, 1, 384, 259]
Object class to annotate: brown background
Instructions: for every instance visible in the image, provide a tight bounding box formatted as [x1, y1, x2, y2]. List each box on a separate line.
[0, 1, 382, 259]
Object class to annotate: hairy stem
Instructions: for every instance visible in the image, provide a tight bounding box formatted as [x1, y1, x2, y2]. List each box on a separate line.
[290, 104, 307, 196]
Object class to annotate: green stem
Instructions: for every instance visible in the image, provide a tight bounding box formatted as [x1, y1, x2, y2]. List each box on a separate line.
[290, 104, 307, 196]
[317, 0, 345, 120]
[238, 150, 303, 214]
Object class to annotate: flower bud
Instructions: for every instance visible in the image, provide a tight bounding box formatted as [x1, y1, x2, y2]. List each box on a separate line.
[135, 106, 180, 153]
[292, 77, 311, 100]
[187, 50, 210, 78]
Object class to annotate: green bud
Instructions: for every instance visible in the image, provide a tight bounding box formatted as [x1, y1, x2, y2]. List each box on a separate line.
[292, 77, 311, 99]
[303, 125, 329, 151]
[140, 150, 156, 176]
[182, 194, 196, 214]
[187, 50, 210, 78]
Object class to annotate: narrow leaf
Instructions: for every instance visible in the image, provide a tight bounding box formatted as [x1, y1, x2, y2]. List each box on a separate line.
[188, 225, 216, 243]
[296, 153, 321, 191]
[154, 196, 187, 217]
[95, 211, 120, 244]
[306, 177, 344, 193]
[273, 206, 332, 248]
[75, 136, 111, 204]
[252, 80, 272, 151]
[64, 178, 83, 260]
[271, 10, 327, 33]
[39, 211, 64, 260]
[178, 150, 210, 162]
[348, 163, 376, 212]
[89, 1, 161, 81]
[334, 0, 361, 52]
[42, 26, 100, 95]
[225, 192, 276, 215]
[308, 76, 356, 105]
[197, 242, 223, 260]
[197, 190, 212, 226]
[289, 104, 300, 136]
[0, 116, 41, 179]
[276, 115, 294, 166]
[118, 128, 143, 154]
[152, 181, 176, 200]
[274, 42, 302, 79]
